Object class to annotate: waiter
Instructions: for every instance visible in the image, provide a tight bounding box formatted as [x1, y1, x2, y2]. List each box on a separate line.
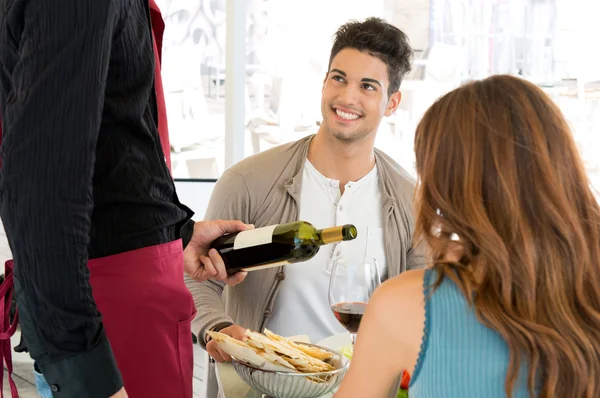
[0, 0, 247, 397]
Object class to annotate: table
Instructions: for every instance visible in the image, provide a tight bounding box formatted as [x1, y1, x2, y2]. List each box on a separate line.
[214, 333, 352, 398]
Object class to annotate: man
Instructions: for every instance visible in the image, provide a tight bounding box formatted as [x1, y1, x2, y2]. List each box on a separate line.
[0, 1, 247, 397]
[185, 17, 424, 361]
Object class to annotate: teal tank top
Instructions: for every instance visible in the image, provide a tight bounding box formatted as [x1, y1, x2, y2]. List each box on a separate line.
[409, 269, 536, 397]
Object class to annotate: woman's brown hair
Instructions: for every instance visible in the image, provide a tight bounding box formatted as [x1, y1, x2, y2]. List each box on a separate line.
[414, 74, 600, 397]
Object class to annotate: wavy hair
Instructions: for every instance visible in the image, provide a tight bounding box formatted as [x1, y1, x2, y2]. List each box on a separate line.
[414, 75, 600, 397]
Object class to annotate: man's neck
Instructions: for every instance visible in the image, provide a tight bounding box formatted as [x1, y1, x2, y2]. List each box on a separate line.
[307, 129, 376, 191]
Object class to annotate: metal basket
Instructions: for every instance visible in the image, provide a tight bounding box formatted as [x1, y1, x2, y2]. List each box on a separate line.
[231, 343, 349, 398]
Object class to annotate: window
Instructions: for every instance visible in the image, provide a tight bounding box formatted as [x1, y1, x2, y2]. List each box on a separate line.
[156, 0, 227, 179]
[158, 0, 599, 190]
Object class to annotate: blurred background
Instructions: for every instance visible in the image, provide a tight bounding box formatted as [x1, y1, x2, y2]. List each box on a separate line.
[155, 0, 599, 191]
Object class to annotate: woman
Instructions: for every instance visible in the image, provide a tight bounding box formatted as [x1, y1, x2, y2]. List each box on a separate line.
[334, 75, 600, 398]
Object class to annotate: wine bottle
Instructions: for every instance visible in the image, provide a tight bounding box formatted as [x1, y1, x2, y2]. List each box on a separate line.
[210, 221, 357, 274]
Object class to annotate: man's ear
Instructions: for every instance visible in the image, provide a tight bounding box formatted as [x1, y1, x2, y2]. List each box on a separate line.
[384, 91, 402, 117]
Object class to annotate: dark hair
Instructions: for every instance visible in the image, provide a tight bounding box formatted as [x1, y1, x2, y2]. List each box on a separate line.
[414, 74, 600, 398]
[328, 17, 413, 96]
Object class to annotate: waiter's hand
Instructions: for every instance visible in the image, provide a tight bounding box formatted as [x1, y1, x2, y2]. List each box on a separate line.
[184, 220, 253, 285]
[109, 387, 129, 398]
[206, 324, 248, 362]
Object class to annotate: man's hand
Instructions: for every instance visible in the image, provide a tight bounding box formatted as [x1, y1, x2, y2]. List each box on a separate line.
[206, 324, 248, 362]
[184, 220, 253, 285]
[109, 387, 129, 398]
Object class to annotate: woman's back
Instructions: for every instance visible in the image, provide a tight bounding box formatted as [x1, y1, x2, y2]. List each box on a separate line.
[410, 269, 533, 397]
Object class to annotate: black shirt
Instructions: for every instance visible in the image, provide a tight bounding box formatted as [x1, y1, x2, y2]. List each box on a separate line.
[0, 0, 193, 396]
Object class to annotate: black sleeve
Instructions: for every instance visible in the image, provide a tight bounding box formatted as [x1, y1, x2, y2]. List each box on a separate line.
[180, 219, 196, 250]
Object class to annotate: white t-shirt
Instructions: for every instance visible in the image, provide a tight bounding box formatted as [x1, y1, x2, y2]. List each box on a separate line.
[266, 160, 386, 342]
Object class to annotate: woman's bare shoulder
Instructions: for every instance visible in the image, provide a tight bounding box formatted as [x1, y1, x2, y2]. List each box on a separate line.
[381, 269, 427, 301]
[364, 269, 428, 373]
[369, 269, 427, 335]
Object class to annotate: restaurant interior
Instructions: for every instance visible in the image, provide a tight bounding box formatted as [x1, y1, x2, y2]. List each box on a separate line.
[0, 0, 598, 397]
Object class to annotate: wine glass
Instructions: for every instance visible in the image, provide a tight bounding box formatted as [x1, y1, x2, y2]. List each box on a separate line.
[328, 257, 381, 346]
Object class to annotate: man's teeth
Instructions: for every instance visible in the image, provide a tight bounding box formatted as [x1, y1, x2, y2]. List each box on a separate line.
[336, 109, 360, 120]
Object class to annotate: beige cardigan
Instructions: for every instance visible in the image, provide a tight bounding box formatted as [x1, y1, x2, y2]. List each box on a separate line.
[185, 135, 424, 347]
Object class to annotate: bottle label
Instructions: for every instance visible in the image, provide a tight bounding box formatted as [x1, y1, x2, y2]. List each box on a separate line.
[240, 260, 290, 272]
[233, 225, 278, 250]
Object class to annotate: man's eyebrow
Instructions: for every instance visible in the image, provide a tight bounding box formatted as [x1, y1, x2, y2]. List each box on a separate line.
[329, 68, 346, 76]
[329, 69, 382, 88]
[362, 78, 382, 88]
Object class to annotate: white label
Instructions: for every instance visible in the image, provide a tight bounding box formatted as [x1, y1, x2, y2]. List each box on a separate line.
[233, 225, 277, 250]
[241, 260, 290, 272]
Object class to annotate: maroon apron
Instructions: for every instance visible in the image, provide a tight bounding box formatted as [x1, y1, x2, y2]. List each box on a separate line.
[88, 239, 196, 398]
[0, 239, 196, 398]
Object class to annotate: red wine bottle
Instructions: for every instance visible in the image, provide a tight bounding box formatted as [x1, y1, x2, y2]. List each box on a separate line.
[210, 221, 357, 274]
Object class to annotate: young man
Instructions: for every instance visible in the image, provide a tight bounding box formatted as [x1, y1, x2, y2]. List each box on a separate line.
[0, 1, 247, 397]
[186, 17, 424, 359]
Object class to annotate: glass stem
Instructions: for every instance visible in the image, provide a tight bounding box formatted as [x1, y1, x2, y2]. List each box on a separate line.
[351, 333, 357, 346]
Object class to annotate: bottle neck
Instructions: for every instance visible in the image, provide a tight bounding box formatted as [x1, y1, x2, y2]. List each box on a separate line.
[317, 225, 357, 244]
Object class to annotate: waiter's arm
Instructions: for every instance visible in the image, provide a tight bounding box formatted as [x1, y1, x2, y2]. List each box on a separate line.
[0, 1, 122, 397]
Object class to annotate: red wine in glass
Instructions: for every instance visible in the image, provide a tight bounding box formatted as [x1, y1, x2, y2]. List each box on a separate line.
[328, 257, 381, 345]
[331, 302, 367, 333]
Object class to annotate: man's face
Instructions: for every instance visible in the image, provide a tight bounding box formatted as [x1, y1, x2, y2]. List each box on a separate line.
[320, 48, 401, 144]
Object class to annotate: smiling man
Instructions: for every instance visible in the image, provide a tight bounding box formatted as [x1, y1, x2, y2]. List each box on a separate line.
[186, 17, 423, 363]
